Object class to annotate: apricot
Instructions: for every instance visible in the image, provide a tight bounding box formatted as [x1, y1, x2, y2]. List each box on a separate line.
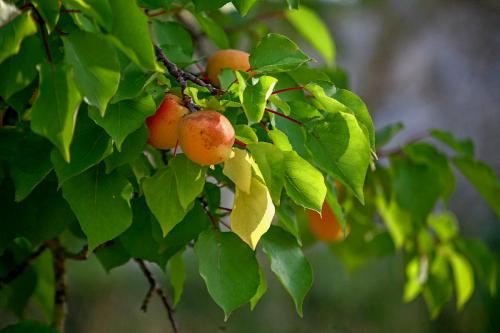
[307, 202, 348, 243]
[178, 110, 235, 165]
[206, 49, 251, 86]
[146, 94, 189, 149]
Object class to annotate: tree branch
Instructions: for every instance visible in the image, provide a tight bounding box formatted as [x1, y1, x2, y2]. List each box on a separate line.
[64, 240, 114, 261]
[50, 239, 67, 332]
[135, 259, 179, 333]
[0, 243, 48, 288]
[29, 4, 52, 63]
[153, 45, 223, 113]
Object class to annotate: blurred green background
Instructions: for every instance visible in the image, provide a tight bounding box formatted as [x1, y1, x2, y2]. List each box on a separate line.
[2, 0, 499, 332]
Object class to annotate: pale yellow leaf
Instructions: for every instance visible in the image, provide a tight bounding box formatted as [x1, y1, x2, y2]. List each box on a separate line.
[223, 148, 252, 193]
[231, 178, 275, 249]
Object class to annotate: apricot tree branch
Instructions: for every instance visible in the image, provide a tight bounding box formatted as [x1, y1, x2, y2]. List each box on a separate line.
[29, 4, 52, 63]
[64, 240, 114, 260]
[154, 45, 223, 113]
[50, 239, 67, 332]
[265, 108, 303, 126]
[0, 243, 48, 288]
[135, 259, 179, 333]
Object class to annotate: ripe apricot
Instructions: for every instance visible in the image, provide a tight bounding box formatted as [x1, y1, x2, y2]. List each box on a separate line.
[147, 94, 189, 149]
[307, 202, 348, 243]
[206, 49, 251, 86]
[178, 110, 235, 165]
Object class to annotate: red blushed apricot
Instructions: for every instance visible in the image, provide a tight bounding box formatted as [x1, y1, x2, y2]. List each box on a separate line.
[206, 49, 251, 86]
[147, 94, 189, 149]
[178, 110, 235, 165]
[307, 202, 349, 243]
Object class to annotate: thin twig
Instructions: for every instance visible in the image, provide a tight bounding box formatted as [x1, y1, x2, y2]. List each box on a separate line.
[272, 86, 304, 95]
[29, 4, 52, 63]
[0, 243, 48, 287]
[147, 7, 182, 17]
[265, 108, 303, 126]
[135, 259, 179, 333]
[234, 139, 247, 148]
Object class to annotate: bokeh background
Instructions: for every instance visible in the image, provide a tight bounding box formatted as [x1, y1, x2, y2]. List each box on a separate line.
[2, 0, 500, 332]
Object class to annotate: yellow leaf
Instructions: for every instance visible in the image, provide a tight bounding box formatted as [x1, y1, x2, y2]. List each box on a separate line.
[231, 177, 275, 249]
[223, 148, 264, 193]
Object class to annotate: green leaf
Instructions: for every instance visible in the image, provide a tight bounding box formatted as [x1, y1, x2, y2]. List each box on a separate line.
[233, 0, 258, 16]
[306, 112, 371, 202]
[0, 35, 44, 99]
[250, 33, 311, 73]
[237, 74, 277, 124]
[9, 133, 53, 201]
[63, 30, 120, 115]
[31, 0, 60, 32]
[64, 0, 112, 31]
[457, 239, 497, 295]
[375, 122, 404, 148]
[428, 212, 458, 242]
[430, 129, 474, 156]
[286, 0, 300, 10]
[194, 12, 229, 49]
[333, 89, 375, 151]
[108, 0, 158, 71]
[453, 156, 500, 221]
[95, 240, 130, 272]
[0, 12, 37, 64]
[89, 95, 156, 150]
[195, 229, 260, 318]
[261, 226, 313, 317]
[193, 0, 230, 11]
[168, 250, 186, 308]
[305, 83, 348, 114]
[159, 202, 211, 260]
[52, 112, 113, 184]
[153, 21, 193, 64]
[89, 95, 155, 150]
[446, 249, 474, 310]
[283, 151, 326, 212]
[235, 124, 258, 144]
[32, 251, 54, 322]
[403, 143, 455, 202]
[248, 142, 285, 204]
[268, 129, 293, 151]
[423, 254, 453, 318]
[250, 267, 267, 310]
[390, 156, 441, 223]
[143, 165, 187, 235]
[61, 165, 133, 250]
[31, 63, 82, 162]
[285, 6, 335, 64]
[105, 125, 148, 173]
[0, 320, 60, 333]
[171, 155, 207, 210]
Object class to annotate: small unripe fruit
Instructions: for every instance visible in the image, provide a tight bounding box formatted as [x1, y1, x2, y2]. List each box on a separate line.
[147, 94, 189, 149]
[206, 49, 250, 86]
[307, 202, 348, 243]
[178, 110, 235, 165]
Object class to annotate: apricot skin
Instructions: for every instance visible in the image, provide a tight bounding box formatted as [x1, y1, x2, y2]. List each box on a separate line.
[206, 49, 250, 86]
[147, 94, 189, 149]
[307, 202, 348, 243]
[178, 110, 235, 165]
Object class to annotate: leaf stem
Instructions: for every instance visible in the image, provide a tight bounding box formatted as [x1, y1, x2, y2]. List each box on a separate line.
[271, 86, 304, 95]
[265, 108, 303, 126]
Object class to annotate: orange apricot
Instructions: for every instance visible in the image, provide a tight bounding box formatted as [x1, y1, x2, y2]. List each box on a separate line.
[307, 202, 348, 243]
[178, 110, 235, 165]
[146, 94, 189, 149]
[206, 49, 251, 86]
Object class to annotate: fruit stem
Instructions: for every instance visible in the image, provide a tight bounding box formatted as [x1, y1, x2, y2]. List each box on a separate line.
[265, 108, 304, 126]
[234, 139, 247, 148]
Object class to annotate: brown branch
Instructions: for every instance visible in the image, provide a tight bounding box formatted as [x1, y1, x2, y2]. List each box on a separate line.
[234, 139, 247, 148]
[135, 259, 179, 333]
[29, 4, 52, 63]
[0, 243, 48, 287]
[272, 86, 304, 95]
[50, 239, 67, 332]
[147, 7, 182, 17]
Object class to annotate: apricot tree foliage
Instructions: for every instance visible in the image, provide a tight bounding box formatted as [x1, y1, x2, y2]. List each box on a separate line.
[1, 0, 499, 332]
